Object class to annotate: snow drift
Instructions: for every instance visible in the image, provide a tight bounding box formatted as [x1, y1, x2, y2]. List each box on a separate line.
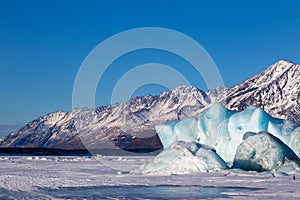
[133, 141, 228, 175]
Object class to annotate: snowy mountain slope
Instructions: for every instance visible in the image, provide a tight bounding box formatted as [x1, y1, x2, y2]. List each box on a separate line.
[0, 60, 299, 150]
[220, 60, 300, 125]
[0, 86, 211, 150]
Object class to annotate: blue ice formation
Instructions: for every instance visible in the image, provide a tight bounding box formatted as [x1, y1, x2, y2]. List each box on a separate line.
[233, 131, 300, 172]
[155, 102, 300, 164]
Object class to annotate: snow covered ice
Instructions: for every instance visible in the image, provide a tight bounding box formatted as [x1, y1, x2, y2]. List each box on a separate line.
[1, 156, 300, 199]
[133, 141, 228, 175]
[156, 102, 300, 164]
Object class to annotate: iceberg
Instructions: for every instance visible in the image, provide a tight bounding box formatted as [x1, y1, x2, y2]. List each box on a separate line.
[133, 141, 228, 175]
[233, 131, 300, 172]
[156, 103, 300, 164]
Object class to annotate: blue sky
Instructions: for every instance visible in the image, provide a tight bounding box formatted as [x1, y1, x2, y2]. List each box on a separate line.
[0, 0, 300, 125]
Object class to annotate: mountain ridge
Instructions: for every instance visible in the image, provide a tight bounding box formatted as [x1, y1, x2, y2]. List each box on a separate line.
[0, 85, 211, 149]
[1, 60, 299, 150]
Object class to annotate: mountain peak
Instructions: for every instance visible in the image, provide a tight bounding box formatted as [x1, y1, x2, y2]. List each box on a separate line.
[275, 59, 294, 65]
[221, 59, 300, 123]
[262, 59, 298, 76]
[171, 85, 201, 94]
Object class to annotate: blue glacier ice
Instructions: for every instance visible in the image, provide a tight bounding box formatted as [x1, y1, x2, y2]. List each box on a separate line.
[155, 102, 300, 164]
[290, 128, 300, 157]
[233, 131, 300, 172]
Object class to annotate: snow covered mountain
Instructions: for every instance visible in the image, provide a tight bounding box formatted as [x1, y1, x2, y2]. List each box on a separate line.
[220, 60, 300, 125]
[0, 60, 299, 150]
[0, 86, 210, 150]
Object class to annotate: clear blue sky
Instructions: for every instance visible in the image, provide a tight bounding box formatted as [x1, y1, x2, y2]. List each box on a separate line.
[0, 0, 300, 125]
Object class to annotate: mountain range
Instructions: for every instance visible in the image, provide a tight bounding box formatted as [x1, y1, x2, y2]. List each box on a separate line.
[0, 60, 299, 151]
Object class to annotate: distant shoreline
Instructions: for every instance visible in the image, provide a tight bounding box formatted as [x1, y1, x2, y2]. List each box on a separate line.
[0, 147, 161, 156]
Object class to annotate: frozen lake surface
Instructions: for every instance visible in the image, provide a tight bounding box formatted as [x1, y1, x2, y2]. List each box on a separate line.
[0, 156, 299, 199]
